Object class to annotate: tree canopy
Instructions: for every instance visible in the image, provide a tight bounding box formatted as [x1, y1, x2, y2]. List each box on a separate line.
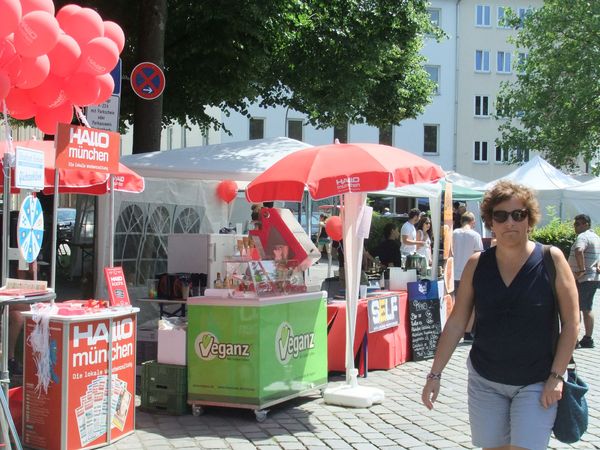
[55, 1, 442, 152]
[496, 1, 600, 172]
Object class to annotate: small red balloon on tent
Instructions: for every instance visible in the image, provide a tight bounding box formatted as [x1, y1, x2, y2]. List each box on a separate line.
[216, 180, 238, 203]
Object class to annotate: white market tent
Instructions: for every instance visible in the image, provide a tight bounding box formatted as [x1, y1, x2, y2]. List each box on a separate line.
[484, 155, 581, 225]
[95, 137, 313, 297]
[562, 177, 600, 225]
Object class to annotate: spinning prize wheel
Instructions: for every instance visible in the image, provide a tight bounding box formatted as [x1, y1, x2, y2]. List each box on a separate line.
[17, 195, 45, 264]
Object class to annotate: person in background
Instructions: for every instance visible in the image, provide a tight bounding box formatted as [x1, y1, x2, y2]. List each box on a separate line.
[568, 214, 600, 348]
[416, 216, 433, 267]
[400, 208, 424, 257]
[316, 214, 333, 269]
[422, 180, 579, 450]
[452, 211, 483, 342]
[383, 207, 392, 216]
[373, 222, 402, 270]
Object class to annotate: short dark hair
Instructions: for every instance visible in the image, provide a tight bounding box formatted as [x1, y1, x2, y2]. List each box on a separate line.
[383, 222, 398, 239]
[574, 214, 591, 226]
[408, 208, 421, 220]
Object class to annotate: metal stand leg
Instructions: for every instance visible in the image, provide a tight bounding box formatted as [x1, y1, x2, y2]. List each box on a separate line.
[0, 384, 22, 450]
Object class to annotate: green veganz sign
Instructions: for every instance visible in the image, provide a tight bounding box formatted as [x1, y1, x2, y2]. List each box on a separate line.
[275, 322, 315, 364]
[195, 331, 251, 360]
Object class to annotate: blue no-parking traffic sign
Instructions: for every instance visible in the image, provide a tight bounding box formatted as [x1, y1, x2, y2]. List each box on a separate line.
[17, 195, 44, 263]
[130, 62, 165, 100]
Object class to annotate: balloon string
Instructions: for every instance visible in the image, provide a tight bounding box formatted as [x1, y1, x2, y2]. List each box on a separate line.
[74, 106, 91, 128]
[1, 99, 14, 156]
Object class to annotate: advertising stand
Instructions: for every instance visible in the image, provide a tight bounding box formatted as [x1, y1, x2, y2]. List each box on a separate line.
[187, 292, 327, 422]
[21, 308, 139, 450]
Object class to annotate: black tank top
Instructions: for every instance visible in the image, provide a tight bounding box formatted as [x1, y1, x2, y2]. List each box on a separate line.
[470, 242, 556, 385]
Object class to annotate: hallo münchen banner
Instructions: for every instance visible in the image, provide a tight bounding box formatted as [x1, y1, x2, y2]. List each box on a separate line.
[55, 123, 120, 174]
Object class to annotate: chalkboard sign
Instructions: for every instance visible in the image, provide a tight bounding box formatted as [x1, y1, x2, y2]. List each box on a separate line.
[409, 298, 441, 361]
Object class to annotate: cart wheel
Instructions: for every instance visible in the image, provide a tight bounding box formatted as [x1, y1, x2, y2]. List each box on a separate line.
[192, 405, 205, 417]
[254, 409, 268, 422]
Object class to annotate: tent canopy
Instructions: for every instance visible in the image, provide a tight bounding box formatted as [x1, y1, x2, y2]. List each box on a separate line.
[120, 137, 313, 182]
[484, 155, 580, 191]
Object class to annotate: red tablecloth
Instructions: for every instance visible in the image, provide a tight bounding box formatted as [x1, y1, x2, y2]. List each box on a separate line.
[327, 291, 410, 375]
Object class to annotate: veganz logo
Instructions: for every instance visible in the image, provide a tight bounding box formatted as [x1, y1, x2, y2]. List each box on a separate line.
[275, 322, 315, 365]
[194, 332, 250, 361]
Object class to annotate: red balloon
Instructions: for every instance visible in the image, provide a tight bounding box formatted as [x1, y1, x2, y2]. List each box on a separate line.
[103, 21, 125, 54]
[78, 37, 118, 75]
[60, 7, 103, 47]
[0, 38, 21, 83]
[14, 54, 49, 89]
[0, 0, 21, 39]
[48, 33, 81, 77]
[34, 101, 73, 135]
[20, 0, 55, 16]
[26, 74, 66, 108]
[14, 11, 60, 58]
[216, 180, 238, 203]
[63, 72, 100, 105]
[5, 87, 36, 119]
[56, 4, 81, 27]
[325, 216, 343, 241]
[95, 73, 114, 104]
[0, 70, 10, 101]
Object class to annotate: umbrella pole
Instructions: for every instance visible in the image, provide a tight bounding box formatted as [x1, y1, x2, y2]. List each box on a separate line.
[323, 192, 384, 408]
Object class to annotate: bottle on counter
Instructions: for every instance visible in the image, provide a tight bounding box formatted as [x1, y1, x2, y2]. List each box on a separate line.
[214, 272, 223, 289]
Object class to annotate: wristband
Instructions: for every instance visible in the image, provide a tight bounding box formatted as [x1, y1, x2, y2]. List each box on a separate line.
[426, 372, 442, 381]
[549, 371, 564, 382]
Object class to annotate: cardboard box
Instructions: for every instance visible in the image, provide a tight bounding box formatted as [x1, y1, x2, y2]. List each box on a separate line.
[157, 328, 186, 366]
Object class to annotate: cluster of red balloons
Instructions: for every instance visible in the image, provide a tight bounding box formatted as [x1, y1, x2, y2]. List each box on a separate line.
[0, 0, 125, 134]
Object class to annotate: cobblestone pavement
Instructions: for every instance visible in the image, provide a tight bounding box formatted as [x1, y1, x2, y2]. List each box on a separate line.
[108, 264, 600, 450]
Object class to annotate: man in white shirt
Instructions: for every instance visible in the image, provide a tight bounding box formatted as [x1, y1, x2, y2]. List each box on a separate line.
[568, 214, 600, 348]
[453, 211, 483, 341]
[400, 208, 424, 256]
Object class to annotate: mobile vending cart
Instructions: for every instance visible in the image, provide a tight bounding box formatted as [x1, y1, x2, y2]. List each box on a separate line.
[21, 305, 139, 450]
[187, 291, 327, 422]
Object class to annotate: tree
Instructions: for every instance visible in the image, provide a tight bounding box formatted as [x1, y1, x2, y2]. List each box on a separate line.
[56, 1, 442, 153]
[496, 1, 600, 172]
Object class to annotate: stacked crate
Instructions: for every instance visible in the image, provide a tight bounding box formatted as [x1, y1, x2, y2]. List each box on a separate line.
[140, 361, 188, 415]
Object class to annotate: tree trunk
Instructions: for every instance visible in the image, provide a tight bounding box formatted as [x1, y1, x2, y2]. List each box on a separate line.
[132, 0, 167, 154]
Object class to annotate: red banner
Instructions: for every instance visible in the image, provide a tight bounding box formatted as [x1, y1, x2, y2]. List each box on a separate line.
[55, 123, 120, 174]
[104, 267, 131, 307]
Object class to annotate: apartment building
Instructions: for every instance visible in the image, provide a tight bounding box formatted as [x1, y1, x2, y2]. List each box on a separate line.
[455, 1, 542, 180]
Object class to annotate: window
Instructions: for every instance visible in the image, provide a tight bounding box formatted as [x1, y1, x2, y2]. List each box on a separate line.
[475, 95, 489, 117]
[287, 119, 303, 141]
[515, 148, 530, 162]
[379, 126, 393, 146]
[428, 8, 441, 27]
[495, 145, 509, 162]
[475, 50, 490, 72]
[424, 125, 439, 154]
[333, 124, 348, 143]
[476, 5, 491, 26]
[497, 7, 510, 28]
[474, 141, 488, 162]
[249, 118, 264, 140]
[496, 96, 509, 117]
[425, 65, 440, 94]
[518, 8, 532, 27]
[497, 51, 511, 73]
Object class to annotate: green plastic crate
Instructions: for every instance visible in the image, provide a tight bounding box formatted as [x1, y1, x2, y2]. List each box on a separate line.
[142, 360, 187, 393]
[140, 387, 188, 415]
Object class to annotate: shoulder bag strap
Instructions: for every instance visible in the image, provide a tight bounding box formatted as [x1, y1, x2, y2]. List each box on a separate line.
[542, 244, 560, 353]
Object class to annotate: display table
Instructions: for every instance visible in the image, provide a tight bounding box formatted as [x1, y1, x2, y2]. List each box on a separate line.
[327, 290, 410, 376]
[21, 307, 138, 450]
[187, 291, 327, 421]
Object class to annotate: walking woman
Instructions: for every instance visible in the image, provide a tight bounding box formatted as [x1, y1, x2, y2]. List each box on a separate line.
[422, 180, 579, 450]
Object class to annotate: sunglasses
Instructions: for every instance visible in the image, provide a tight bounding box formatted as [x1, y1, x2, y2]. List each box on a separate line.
[492, 208, 529, 223]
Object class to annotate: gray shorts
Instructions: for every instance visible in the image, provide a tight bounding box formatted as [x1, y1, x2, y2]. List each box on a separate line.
[467, 358, 556, 450]
[577, 280, 599, 311]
